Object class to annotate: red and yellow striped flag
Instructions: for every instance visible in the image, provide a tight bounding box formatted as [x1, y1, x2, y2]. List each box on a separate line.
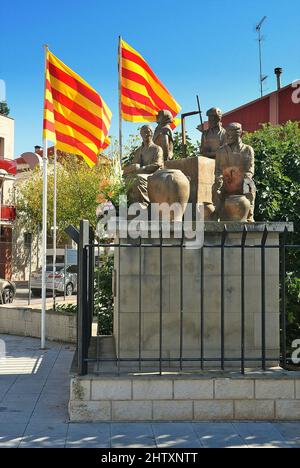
[43, 50, 112, 168]
[120, 39, 181, 127]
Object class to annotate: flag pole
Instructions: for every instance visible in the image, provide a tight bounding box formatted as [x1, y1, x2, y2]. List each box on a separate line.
[52, 147, 57, 311]
[41, 44, 49, 349]
[118, 36, 123, 170]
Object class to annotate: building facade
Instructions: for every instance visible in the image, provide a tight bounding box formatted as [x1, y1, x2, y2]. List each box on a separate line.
[0, 114, 16, 279]
[222, 83, 300, 132]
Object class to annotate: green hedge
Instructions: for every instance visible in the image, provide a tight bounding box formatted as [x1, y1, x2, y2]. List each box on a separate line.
[244, 122, 300, 349]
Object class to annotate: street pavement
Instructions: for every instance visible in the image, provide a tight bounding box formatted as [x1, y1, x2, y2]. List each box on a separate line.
[0, 334, 300, 448]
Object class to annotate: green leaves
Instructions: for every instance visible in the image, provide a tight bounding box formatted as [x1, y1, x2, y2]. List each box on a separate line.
[94, 256, 114, 335]
[16, 155, 112, 242]
[173, 132, 199, 159]
[244, 122, 300, 346]
[0, 101, 10, 116]
[244, 122, 300, 228]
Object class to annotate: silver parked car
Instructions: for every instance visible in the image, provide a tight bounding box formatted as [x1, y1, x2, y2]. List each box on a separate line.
[0, 278, 16, 304]
[30, 265, 77, 297]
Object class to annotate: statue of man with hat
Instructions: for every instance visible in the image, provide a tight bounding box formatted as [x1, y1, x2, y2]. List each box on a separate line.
[197, 107, 227, 159]
[213, 122, 256, 222]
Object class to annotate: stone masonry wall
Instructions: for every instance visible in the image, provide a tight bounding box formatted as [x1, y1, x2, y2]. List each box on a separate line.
[69, 373, 300, 422]
[114, 231, 281, 367]
[0, 306, 76, 343]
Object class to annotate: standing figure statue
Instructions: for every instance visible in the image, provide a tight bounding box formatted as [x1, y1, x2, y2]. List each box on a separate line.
[212, 123, 256, 222]
[197, 107, 226, 159]
[153, 109, 174, 161]
[123, 125, 164, 208]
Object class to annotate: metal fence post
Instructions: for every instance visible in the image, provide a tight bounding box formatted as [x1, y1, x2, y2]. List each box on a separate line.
[221, 225, 228, 370]
[63, 245, 67, 302]
[179, 228, 184, 371]
[261, 226, 269, 371]
[159, 226, 163, 375]
[241, 226, 247, 374]
[280, 227, 288, 368]
[138, 235, 142, 372]
[200, 246, 204, 370]
[88, 226, 94, 344]
[28, 238, 32, 306]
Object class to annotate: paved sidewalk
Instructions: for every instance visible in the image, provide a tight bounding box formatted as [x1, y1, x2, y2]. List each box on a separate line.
[0, 334, 300, 448]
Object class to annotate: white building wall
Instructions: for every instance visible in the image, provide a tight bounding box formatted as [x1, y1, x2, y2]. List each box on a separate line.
[0, 114, 14, 160]
[0, 115, 15, 205]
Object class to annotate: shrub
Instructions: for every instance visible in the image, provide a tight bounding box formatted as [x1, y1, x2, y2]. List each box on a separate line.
[55, 303, 77, 314]
[94, 255, 114, 335]
[244, 122, 300, 349]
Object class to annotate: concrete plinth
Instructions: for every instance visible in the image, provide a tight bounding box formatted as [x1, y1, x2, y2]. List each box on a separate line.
[114, 222, 293, 369]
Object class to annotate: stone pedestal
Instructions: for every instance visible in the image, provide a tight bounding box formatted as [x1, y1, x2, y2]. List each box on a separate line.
[165, 156, 215, 205]
[114, 222, 293, 369]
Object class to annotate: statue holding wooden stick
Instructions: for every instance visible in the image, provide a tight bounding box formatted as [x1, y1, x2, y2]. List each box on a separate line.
[197, 107, 226, 159]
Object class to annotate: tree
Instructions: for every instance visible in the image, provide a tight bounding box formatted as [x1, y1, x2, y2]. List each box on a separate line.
[16, 154, 114, 243]
[243, 122, 300, 227]
[15, 134, 138, 243]
[0, 101, 10, 117]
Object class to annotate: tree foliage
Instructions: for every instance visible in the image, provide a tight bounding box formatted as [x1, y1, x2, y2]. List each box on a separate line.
[173, 131, 199, 160]
[243, 122, 300, 227]
[94, 256, 114, 335]
[16, 155, 113, 242]
[244, 121, 300, 345]
[0, 101, 10, 116]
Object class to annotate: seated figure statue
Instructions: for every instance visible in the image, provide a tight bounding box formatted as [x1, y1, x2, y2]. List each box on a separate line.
[123, 125, 164, 208]
[212, 123, 256, 222]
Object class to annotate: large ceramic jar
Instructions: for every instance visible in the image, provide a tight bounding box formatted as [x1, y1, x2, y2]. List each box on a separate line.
[148, 169, 190, 221]
[222, 194, 251, 222]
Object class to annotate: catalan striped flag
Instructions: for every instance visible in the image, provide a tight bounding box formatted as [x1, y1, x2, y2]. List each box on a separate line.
[120, 39, 181, 126]
[43, 49, 112, 168]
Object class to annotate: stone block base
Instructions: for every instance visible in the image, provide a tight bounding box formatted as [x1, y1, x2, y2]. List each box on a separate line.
[69, 371, 300, 422]
[165, 156, 215, 205]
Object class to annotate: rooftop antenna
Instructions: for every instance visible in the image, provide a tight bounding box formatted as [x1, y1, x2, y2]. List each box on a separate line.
[256, 16, 267, 97]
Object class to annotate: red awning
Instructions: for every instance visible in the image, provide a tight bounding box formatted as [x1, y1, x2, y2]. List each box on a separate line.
[0, 159, 17, 175]
[0, 205, 16, 222]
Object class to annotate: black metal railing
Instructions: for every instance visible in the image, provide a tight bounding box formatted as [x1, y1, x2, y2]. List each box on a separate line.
[68, 220, 299, 376]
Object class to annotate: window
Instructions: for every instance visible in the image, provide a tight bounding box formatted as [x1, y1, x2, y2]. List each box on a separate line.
[46, 254, 65, 265]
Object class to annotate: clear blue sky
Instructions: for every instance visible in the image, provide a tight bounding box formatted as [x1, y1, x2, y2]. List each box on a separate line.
[1, 0, 300, 156]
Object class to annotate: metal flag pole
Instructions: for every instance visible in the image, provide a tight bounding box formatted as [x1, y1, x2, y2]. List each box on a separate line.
[41, 44, 49, 349]
[118, 36, 123, 170]
[52, 147, 57, 311]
